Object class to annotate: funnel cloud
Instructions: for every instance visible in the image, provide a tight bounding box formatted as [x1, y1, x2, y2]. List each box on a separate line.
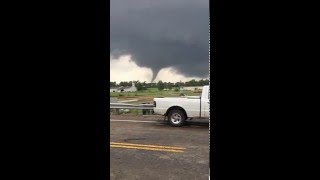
[111, 0, 209, 82]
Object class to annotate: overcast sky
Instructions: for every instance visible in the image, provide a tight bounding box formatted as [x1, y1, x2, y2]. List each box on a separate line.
[110, 0, 209, 83]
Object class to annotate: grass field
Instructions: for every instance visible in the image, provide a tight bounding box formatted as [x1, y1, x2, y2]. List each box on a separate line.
[110, 88, 201, 115]
[110, 88, 201, 103]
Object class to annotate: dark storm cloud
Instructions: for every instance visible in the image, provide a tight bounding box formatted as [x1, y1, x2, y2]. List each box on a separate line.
[111, 0, 209, 81]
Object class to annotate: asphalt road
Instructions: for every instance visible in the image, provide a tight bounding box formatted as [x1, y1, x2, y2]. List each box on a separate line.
[110, 115, 209, 180]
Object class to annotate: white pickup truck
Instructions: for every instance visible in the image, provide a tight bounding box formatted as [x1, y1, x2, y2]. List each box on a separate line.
[153, 85, 210, 126]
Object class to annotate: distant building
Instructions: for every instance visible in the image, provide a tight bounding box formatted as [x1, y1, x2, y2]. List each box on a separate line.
[110, 87, 118, 92]
[110, 83, 137, 92]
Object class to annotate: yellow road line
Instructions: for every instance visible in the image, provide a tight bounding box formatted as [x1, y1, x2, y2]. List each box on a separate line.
[110, 145, 184, 153]
[110, 142, 185, 150]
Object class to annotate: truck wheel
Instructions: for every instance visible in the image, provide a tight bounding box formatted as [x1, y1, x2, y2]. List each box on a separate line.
[168, 109, 186, 127]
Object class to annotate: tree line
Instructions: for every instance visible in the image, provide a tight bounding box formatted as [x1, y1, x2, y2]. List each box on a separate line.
[110, 79, 209, 91]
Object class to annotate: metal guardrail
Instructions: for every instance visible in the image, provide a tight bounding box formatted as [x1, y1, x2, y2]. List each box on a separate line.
[110, 103, 154, 110]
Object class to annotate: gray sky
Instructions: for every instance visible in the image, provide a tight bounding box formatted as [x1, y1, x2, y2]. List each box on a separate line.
[110, 0, 209, 82]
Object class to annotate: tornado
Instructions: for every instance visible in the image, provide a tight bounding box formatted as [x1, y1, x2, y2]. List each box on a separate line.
[111, 0, 210, 80]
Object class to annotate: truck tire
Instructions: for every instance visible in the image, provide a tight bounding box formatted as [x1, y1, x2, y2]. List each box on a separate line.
[168, 109, 186, 127]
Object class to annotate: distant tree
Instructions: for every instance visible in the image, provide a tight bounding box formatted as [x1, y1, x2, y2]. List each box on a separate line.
[185, 79, 197, 86]
[150, 83, 157, 88]
[157, 80, 165, 91]
[115, 80, 208, 90]
[134, 81, 146, 91]
[119, 81, 132, 87]
[198, 79, 204, 86]
[163, 82, 168, 89]
[110, 81, 117, 87]
[203, 79, 209, 85]
[119, 81, 126, 87]
[175, 81, 184, 88]
[167, 82, 173, 90]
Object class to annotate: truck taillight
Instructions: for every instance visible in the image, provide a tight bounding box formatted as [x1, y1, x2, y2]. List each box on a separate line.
[153, 101, 156, 107]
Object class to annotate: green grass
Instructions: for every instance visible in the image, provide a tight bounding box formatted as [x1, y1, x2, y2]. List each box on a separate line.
[110, 88, 200, 98]
[129, 109, 142, 115]
[110, 88, 201, 115]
